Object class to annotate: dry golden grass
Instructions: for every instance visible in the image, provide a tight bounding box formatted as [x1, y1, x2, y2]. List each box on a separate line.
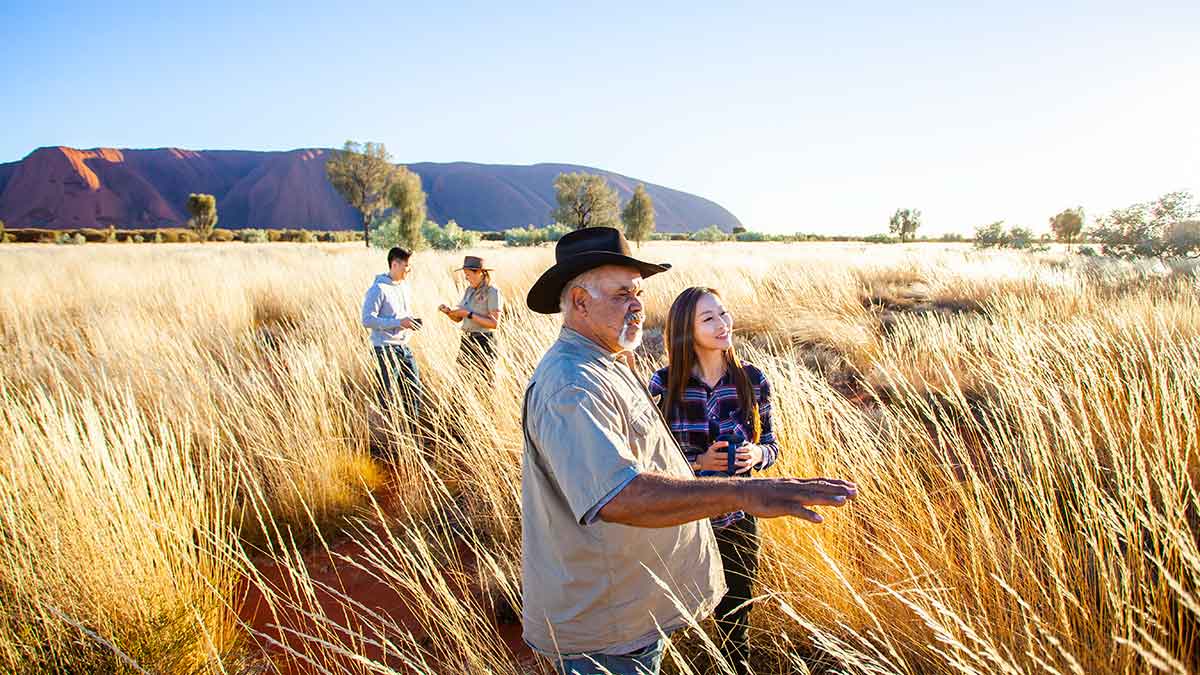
[0, 240, 1197, 674]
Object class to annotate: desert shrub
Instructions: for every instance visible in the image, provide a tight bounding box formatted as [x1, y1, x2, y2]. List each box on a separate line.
[734, 230, 769, 242]
[1163, 220, 1200, 258]
[298, 230, 317, 243]
[157, 229, 186, 243]
[940, 232, 964, 242]
[543, 223, 570, 242]
[974, 221, 1007, 248]
[1007, 225, 1034, 250]
[503, 224, 569, 247]
[690, 225, 729, 242]
[862, 233, 897, 244]
[649, 232, 671, 241]
[504, 226, 544, 247]
[152, 231, 164, 244]
[209, 229, 236, 242]
[731, 226, 746, 235]
[422, 220, 480, 250]
[371, 215, 425, 250]
[1090, 191, 1199, 258]
[132, 234, 145, 244]
[1077, 245, 1097, 257]
[267, 230, 284, 242]
[56, 233, 86, 245]
[239, 229, 269, 243]
[481, 231, 505, 242]
[670, 233, 688, 241]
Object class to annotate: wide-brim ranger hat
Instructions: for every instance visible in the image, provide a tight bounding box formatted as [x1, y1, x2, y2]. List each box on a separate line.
[455, 255, 493, 271]
[526, 227, 671, 314]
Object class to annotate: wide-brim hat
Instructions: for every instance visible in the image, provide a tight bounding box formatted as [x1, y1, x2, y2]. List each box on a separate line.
[455, 255, 493, 271]
[526, 227, 671, 314]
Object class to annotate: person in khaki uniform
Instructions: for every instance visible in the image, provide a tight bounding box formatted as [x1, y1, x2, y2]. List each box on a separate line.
[438, 255, 502, 382]
[521, 227, 858, 675]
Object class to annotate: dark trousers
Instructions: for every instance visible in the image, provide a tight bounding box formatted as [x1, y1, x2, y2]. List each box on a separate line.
[373, 344, 421, 428]
[714, 515, 759, 675]
[456, 331, 496, 383]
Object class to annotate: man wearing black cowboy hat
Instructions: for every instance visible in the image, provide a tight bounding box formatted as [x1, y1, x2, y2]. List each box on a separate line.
[520, 227, 858, 674]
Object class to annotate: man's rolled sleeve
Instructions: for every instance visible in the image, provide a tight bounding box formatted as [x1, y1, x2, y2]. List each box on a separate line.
[533, 384, 641, 525]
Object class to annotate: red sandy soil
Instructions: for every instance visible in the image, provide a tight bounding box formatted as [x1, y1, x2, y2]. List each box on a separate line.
[236, 481, 537, 674]
[240, 531, 537, 675]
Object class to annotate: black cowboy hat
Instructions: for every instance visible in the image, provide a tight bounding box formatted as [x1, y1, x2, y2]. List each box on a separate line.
[526, 227, 670, 314]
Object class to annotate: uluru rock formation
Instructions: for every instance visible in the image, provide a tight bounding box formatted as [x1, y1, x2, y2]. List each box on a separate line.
[0, 146, 742, 232]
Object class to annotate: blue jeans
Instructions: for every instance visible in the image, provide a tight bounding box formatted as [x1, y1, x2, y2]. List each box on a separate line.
[550, 640, 665, 675]
[373, 344, 421, 426]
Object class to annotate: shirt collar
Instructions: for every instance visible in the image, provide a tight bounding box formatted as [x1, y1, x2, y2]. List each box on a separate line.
[558, 326, 625, 365]
[687, 366, 732, 390]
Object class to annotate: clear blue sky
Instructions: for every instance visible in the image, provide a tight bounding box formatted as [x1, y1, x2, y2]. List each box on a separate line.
[3, 1, 1197, 235]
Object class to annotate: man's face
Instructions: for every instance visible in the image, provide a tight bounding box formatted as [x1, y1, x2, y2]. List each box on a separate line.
[389, 258, 409, 281]
[576, 266, 646, 353]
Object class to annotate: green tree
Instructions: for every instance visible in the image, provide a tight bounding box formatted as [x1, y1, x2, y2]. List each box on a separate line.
[0, 218, 5, 244]
[386, 166, 427, 250]
[621, 184, 656, 248]
[974, 221, 1007, 248]
[1090, 191, 1198, 258]
[185, 193, 218, 242]
[1163, 220, 1200, 258]
[1049, 207, 1084, 248]
[551, 172, 620, 230]
[889, 208, 922, 242]
[325, 141, 399, 247]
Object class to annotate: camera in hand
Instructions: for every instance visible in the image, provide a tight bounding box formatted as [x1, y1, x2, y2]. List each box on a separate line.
[411, 317, 423, 330]
[718, 430, 748, 476]
[708, 419, 747, 476]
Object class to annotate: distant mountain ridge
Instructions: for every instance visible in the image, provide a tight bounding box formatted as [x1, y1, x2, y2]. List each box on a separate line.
[0, 146, 742, 232]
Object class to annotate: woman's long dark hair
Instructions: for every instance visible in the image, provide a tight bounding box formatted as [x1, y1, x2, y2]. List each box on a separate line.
[660, 287, 761, 443]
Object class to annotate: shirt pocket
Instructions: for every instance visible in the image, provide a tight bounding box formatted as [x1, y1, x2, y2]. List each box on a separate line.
[628, 402, 657, 441]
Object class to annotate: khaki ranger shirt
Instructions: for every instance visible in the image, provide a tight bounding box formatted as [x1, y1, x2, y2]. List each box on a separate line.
[521, 327, 726, 656]
[458, 284, 502, 333]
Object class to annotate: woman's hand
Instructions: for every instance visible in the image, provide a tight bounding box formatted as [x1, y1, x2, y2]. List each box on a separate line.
[438, 304, 451, 315]
[732, 443, 764, 474]
[693, 440, 730, 472]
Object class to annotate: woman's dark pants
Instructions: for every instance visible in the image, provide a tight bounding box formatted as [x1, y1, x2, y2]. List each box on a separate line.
[714, 515, 759, 675]
[456, 331, 497, 383]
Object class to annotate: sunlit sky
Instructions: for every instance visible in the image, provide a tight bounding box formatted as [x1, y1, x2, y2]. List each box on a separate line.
[3, 1, 1198, 235]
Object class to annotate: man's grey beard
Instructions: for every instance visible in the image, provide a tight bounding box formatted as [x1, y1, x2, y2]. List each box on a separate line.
[617, 313, 644, 351]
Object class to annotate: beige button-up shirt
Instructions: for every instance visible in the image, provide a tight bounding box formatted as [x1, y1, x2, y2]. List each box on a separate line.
[458, 284, 502, 333]
[521, 327, 725, 656]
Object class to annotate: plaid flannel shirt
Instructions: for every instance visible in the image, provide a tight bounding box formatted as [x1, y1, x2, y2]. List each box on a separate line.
[648, 362, 779, 528]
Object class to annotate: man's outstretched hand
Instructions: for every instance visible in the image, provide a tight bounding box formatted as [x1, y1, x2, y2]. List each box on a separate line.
[740, 477, 858, 523]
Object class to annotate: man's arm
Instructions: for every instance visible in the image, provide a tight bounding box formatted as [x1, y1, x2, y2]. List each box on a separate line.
[597, 472, 856, 528]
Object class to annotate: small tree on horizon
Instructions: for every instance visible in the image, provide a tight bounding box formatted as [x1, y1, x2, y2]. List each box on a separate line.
[387, 166, 427, 250]
[889, 208, 922, 242]
[1050, 207, 1084, 249]
[325, 141, 398, 247]
[185, 193, 218, 242]
[551, 172, 620, 230]
[621, 184, 656, 248]
[1090, 190, 1198, 258]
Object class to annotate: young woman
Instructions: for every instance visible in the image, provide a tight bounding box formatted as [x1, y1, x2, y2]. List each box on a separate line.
[647, 286, 780, 675]
[438, 255, 502, 382]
